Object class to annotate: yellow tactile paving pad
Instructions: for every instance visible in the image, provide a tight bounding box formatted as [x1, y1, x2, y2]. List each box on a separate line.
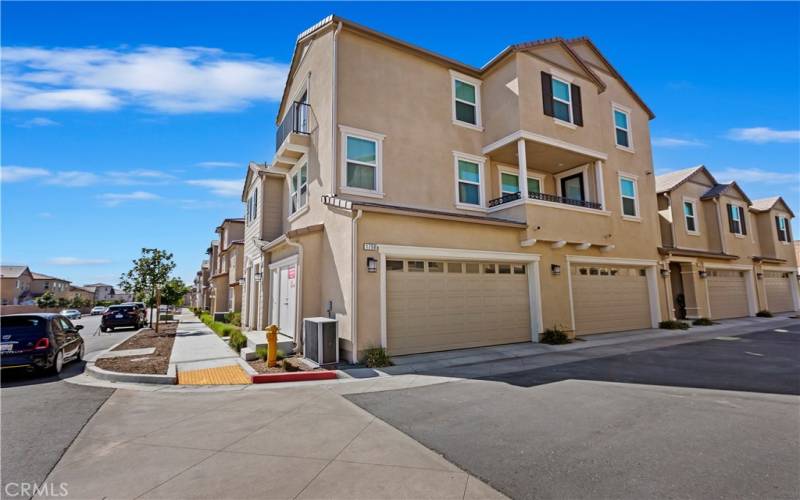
[178, 364, 251, 385]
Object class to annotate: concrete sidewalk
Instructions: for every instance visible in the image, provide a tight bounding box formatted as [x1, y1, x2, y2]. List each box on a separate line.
[39, 385, 505, 499]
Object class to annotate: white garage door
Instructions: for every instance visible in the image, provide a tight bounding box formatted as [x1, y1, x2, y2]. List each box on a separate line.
[765, 271, 794, 313]
[571, 265, 651, 335]
[708, 270, 749, 319]
[386, 259, 531, 356]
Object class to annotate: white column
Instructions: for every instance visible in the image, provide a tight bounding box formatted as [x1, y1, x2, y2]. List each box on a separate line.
[517, 139, 528, 199]
[594, 160, 606, 209]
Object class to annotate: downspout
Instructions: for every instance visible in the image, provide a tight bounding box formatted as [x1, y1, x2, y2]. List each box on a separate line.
[350, 209, 364, 363]
[330, 22, 343, 196]
[285, 234, 304, 351]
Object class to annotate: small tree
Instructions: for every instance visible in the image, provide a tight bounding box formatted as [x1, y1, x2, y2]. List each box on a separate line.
[119, 248, 176, 327]
[160, 278, 190, 307]
[69, 294, 86, 309]
[36, 291, 57, 310]
[56, 297, 70, 309]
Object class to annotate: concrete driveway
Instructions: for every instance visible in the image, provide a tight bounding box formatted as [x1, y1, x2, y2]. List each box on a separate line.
[347, 326, 800, 499]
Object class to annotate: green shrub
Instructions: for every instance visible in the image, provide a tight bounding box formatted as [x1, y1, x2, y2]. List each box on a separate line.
[756, 310, 773, 318]
[541, 326, 570, 345]
[228, 329, 247, 352]
[224, 311, 242, 327]
[256, 346, 267, 361]
[362, 347, 393, 368]
[692, 317, 714, 326]
[659, 320, 689, 330]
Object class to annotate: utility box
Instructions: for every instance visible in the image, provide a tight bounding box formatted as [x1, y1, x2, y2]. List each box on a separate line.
[303, 317, 338, 366]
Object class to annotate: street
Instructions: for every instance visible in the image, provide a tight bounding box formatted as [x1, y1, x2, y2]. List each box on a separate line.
[0, 312, 143, 499]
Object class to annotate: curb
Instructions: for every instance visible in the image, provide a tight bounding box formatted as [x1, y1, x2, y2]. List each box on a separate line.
[86, 362, 177, 385]
[251, 370, 337, 384]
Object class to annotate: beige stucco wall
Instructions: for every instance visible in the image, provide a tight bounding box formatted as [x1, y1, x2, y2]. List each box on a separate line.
[667, 177, 719, 252]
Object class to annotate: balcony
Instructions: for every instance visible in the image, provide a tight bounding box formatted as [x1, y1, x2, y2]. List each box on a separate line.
[488, 191, 602, 210]
[273, 101, 311, 170]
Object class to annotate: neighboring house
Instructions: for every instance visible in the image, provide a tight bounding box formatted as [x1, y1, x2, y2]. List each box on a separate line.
[30, 272, 72, 300]
[656, 166, 799, 319]
[83, 283, 117, 302]
[794, 240, 800, 276]
[114, 289, 134, 302]
[209, 219, 245, 315]
[240, 15, 669, 363]
[69, 285, 96, 304]
[199, 260, 211, 310]
[1, 265, 34, 305]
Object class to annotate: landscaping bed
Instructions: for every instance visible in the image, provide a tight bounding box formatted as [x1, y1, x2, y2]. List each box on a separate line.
[247, 354, 321, 374]
[95, 323, 177, 375]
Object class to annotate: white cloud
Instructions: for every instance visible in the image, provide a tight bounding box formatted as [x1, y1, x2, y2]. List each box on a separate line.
[106, 169, 176, 185]
[186, 179, 242, 197]
[726, 127, 800, 144]
[196, 161, 240, 168]
[714, 167, 798, 185]
[2, 45, 288, 113]
[38, 212, 53, 218]
[47, 257, 112, 265]
[18, 117, 60, 128]
[652, 137, 705, 148]
[97, 190, 160, 206]
[0, 165, 49, 182]
[45, 170, 100, 187]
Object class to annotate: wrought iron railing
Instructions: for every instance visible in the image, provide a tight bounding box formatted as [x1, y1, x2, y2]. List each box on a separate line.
[275, 101, 311, 151]
[487, 190, 602, 210]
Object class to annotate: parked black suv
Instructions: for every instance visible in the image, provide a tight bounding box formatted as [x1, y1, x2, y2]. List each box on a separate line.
[122, 302, 148, 325]
[101, 304, 144, 332]
[1, 313, 85, 375]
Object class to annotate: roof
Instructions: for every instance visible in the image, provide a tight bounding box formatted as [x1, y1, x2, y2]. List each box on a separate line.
[655, 165, 708, 193]
[31, 272, 69, 281]
[69, 285, 94, 293]
[701, 181, 752, 204]
[751, 196, 795, 218]
[84, 282, 113, 287]
[278, 15, 653, 124]
[1, 265, 31, 278]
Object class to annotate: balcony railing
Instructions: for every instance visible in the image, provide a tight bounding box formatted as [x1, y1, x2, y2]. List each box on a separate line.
[275, 101, 311, 152]
[487, 191, 602, 210]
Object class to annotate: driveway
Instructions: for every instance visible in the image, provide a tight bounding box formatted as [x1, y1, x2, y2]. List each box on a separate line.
[347, 326, 800, 499]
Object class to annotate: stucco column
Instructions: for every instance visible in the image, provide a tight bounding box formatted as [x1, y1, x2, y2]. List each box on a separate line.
[517, 139, 528, 199]
[753, 262, 768, 311]
[680, 262, 710, 319]
[594, 160, 606, 209]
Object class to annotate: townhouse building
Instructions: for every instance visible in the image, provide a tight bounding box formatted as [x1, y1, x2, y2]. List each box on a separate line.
[83, 283, 117, 302]
[238, 15, 684, 363]
[657, 166, 798, 319]
[193, 260, 211, 310]
[208, 218, 245, 316]
[69, 285, 96, 304]
[30, 272, 71, 300]
[1, 265, 34, 305]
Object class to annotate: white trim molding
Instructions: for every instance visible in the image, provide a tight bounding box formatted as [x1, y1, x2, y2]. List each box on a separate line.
[339, 125, 386, 198]
[618, 171, 641, 222]
[482, 130, 608, 161]
[450, 70, 483, 131]
[611, 102, 634, 153]
[682, 196, 700, 236]
[453, 151, 487, 211]
[376, 244, 543, 347]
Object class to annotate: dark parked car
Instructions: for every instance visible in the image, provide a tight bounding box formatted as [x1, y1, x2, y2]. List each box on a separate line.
[0, 314, 85, 375]
[122, 302, 148, 325]
[101, 304, 144, 332]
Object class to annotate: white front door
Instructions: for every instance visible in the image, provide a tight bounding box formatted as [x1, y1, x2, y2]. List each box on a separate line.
[278, 265, 297, 337]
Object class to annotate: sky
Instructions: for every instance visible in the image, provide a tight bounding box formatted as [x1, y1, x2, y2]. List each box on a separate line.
[2, 1, 799, 287]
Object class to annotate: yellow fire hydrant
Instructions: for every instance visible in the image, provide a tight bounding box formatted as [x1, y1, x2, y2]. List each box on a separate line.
[266, 324, 279, 368]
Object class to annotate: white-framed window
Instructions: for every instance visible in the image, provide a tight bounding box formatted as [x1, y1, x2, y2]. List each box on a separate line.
[340, 126, 384, 197]
[619, 174, 639, 219]
[729, 203, 744, 235]
[776, 215, 790, 242]
[499, 168, 543, 196]
[453, 152, 485, 210]
[246, 186, 258, 225]
[552, 76, 573, 123]
[612, 103, 633, 150]
[683, 198, 699, 234]
[289, 163, 308, 215]
[450, 71, 482, 130]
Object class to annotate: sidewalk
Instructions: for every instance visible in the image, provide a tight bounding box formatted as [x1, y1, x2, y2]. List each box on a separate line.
[38, 385, 506, 499]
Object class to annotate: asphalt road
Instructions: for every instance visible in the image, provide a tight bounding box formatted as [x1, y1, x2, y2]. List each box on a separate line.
[348, 326, 800, 500]
[0, 313, 142, 499]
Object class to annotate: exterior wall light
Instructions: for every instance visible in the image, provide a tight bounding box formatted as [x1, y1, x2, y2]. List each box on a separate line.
[660, 269, 670, 277]
[238, 278, 246, 286]
[551, 264, 561, 275]
[756, 272, 764, 280]
[698, 270, 708, 279]
[254, 272, 262, 282]
[367, 257, 378, 273]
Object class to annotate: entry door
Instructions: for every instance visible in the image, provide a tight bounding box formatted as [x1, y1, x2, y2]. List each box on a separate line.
[275, 264, 297, 337]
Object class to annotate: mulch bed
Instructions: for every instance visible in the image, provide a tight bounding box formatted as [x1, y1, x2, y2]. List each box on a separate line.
[95, 322, 178, 375]
[248, 355, 321, 374]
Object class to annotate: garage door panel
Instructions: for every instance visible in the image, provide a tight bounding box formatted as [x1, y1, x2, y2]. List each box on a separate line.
[571, 266, 651, 336]
[387, 259, 531, 356]
[708, 270, 749, 319]
[765, 272, 794, 313]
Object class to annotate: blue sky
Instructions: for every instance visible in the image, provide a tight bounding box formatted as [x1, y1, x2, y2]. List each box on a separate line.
[2, 2, 798, 286]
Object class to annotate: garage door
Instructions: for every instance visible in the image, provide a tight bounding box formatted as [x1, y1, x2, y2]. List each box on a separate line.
[765, 271, 794, 313]
[571, 265, 651, 335]
[386, 259, 531, 356]
[708, 269, 749, 319]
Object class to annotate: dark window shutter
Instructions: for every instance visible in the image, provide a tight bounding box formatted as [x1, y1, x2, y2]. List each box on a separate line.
[727, 204, 735, 233]
[571, 84, 583, 126]
[739, 207, 747, 235]
[787, 219, 793, 241]
[776, 216, 785, 241]
[541, 72, 554, 117]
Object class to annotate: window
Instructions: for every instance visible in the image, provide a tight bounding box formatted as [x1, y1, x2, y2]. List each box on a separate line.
[246, 187, 258, 224]
[451, 71, 481, 129]
[340, 126, 384, 196]
[727, 204, 746, 235]
[498, 264, 511, 274]
[427, 261, 444, 273]
[513, 264, 526, 275]
[776, 216, 790, 242]
[552, 77, 572, 123]
[560, 173, 585, 202]
[454, 154, 485, 208]
[465, 263, 480, 274]
[290, 163, 308, 215]
[619, 176, 639, 218]
[483, 264, 496, 274]
[407, 261, 424, 272]
[500, 171, 542, 196]
[447, 262, 462, 273]
[683, 200, 698, 234]
[613, 105, 632, 149]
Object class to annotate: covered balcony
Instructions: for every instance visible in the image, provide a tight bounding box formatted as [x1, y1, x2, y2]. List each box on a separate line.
[483, 131, 613, 249]
[273, 101, 311, 170]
